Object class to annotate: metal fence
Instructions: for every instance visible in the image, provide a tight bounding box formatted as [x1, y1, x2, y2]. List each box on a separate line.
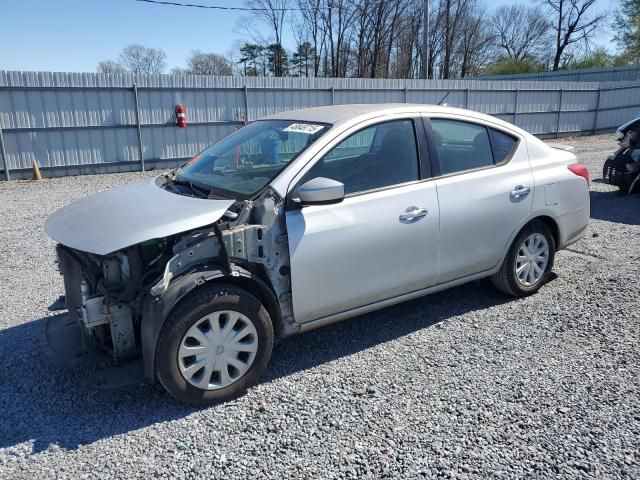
[476, 65, 640, 83]
[1, 70, 639, 180]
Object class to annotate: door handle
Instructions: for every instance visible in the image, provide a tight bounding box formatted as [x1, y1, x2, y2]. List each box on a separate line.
[399, 206, 428, 223]
[510, 185, 531, 200]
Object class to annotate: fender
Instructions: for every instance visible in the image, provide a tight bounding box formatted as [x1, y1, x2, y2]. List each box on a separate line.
[140, 264, 281, 382]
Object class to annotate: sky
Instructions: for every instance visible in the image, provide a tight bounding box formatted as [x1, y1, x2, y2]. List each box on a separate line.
[0, 0, 619, 73]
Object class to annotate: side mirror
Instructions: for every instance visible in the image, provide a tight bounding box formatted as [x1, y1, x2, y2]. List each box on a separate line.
[295, 177, 345, 206]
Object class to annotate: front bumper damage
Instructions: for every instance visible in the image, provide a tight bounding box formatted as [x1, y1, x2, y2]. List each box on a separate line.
[43, 187, 295, 391]
[40, 312, 146, 390]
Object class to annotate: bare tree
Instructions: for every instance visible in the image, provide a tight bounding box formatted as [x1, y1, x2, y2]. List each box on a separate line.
[492, 5, 551, 62]
[281, 0, 559, 79]
[119, 44, 167, 74]
[186, 50, 233, 75]
[296, 0, 324, 76]
[540, 0, 605, 71]
[425, 0, 446, 78]
[352, 0, 374, 77]
[96, 60, 127, 74]
[392, 1, 423, 78]
[440, 0, 473, 78]
[457, 5, 494, 77]
[246, 0, 288, 76]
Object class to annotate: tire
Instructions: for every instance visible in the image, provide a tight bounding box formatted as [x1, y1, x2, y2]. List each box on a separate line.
[491, 220, 556, 297]
[155, 283, 273, 405]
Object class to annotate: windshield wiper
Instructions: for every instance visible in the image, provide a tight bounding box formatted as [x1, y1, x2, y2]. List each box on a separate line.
[166, 177, 211, 198]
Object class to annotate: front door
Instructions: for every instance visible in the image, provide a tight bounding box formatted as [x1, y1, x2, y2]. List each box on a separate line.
[285, 118, 440, 324]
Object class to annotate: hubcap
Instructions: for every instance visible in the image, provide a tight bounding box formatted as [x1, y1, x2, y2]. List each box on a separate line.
[515, 233, 549, 287]
[178, 310, 258, 390]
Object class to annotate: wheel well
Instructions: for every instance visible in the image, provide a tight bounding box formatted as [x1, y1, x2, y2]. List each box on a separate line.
[528, 215, 559, 248]
[205, 275, 284, 340]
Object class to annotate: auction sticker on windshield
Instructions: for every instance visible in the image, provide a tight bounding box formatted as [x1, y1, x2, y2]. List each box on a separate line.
[283, 123, 325, 134]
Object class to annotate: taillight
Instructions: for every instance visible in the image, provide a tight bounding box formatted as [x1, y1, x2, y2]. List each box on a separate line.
[568, 163, 590, 185]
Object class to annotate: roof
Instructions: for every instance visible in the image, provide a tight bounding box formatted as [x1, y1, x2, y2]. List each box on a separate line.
[263, 103, 509, 128]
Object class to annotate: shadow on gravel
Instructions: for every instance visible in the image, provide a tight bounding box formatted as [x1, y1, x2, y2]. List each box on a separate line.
[0, 279, 510, 453]
[589, 190, 640, 225]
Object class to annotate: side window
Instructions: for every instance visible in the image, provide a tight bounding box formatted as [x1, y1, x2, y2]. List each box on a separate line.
[301, 119, 419, 195]
[431, 119, 494, 175]
[323, 128, 375, 162]
[489, 128, 517, 163]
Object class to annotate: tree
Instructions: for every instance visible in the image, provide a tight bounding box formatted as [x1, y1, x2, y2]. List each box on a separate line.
[391, 1, 423, 78]
[96, 60, 127, 74]
[317, 0, 358, 77]
[456, 5, 494, 77]
[239, 43, 267, 76]
[614, 0, 640, 64]
[540, 0, 605, 71]
[170, 67, 190, 75]
[247, 0, 288, 76]
[483, 58, 546, 76]
[119, 44, 167, 74]
[186, 50, 233, 75]
[568, 47, 616, 68]
[438, 0, 477, 79]
[291, 41, 316, 77]
[266, 44, 290, 76]
[492, 5, 551, 62]
[295, 0, 323, 76]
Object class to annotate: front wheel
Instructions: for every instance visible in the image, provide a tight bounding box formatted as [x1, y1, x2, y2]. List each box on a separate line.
[491, 220, 556, 297]
[155, 284, 274, 405]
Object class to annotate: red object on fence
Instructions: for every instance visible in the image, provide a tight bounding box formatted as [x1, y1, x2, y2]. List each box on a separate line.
[175, 104, 187, 128]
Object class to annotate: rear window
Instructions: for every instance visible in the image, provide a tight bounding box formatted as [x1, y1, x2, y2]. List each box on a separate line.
[431, 119, 518, 175]
[431, 119, 494, 175]
[489, 129, 517, 163]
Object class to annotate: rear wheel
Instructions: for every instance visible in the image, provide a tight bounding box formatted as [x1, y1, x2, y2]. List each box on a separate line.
[491, 220, 555, 297]
[155, 284, 273, 405]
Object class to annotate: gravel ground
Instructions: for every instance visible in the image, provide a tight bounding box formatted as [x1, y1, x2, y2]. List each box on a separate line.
[0, 133, 638, 479]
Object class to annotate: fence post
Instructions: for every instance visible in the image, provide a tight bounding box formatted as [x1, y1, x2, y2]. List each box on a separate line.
[465, 88, 469, 108]
[555, 88, 564, 139]
[404, 86, 408, 103]
[593, 88, 601, 134]
[331, 85, 335, 105]
[132, 83, 145, 172]
[513, 88, 519, 127]
[243, 85, 249, 123]
[0, 127, 9, 181]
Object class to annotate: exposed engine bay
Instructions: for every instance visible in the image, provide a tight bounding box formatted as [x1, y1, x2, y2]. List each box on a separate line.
[603, 118, 640, 195]
[54, 187, 293, 371]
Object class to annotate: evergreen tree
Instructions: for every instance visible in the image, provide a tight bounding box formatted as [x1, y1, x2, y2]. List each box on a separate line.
[266, 44, 289, 76]
[239, 44, 267, 76]
[291, 42, 316, 77]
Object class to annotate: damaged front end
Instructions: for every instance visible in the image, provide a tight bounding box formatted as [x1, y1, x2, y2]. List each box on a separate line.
[45, 187, 294, 389]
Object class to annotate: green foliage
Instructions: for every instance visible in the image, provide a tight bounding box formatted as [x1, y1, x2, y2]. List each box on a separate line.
[483, 58, 546, 76]
[614, 0, 640, 63]
[266, 44, 289, 77]
[568, 48, 616, 69]
[238, 43, 289, 77]
[239, 43, 266, 76]
[290, 42, 316, 77]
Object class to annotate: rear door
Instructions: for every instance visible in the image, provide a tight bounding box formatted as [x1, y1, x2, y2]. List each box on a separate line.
[285, 116, 440, 323]
[426, 116, 534, 283]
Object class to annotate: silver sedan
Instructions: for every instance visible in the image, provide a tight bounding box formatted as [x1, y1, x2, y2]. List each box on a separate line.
[45, 104, 591, 404]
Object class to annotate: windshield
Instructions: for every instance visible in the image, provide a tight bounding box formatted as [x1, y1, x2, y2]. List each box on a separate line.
[175, 120, 330, 199]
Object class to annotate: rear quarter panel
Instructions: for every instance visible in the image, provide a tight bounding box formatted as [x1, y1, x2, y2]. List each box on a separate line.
[526, 139, 590, 248]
